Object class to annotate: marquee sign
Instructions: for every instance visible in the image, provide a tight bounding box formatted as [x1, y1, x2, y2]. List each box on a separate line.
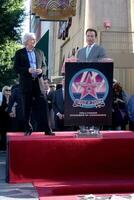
[32, 0, 77, 20]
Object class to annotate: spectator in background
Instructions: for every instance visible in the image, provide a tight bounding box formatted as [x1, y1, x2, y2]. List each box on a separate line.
[7, 84, 25, 132]
[53, 77, 73, 131]
[112, 81, 128, 130]
[0, 86, 11, 150]
[50, 83, 56, 92]
[56, 82, 63, 90]
[53, 78, 65, 131]
[128, 93, 134, 131]
[43, 78, 55, 130]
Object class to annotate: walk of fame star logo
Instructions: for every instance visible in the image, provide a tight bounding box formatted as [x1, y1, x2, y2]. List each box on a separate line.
[69, 68, 109, 108]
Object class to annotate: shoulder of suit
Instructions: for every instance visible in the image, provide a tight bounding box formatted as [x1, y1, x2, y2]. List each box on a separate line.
[55, 88, 62, 93]
[77, 47, 86, 56]
[16, 48, 25, 53]
[35, 48, 43, 53]
[94, 44, 105, 49]
[78, 47, 86, 52]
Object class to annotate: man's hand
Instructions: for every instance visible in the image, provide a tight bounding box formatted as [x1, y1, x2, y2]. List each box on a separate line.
[100, 57, 113, 62]
[57, 112, 63, 120]
[9, 112, 16, 118]
[28, 67, 36, 74]
[36, 68, 42, 75]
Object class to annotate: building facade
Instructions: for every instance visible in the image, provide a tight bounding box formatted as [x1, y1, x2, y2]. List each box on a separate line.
[30, 0, 134, 95]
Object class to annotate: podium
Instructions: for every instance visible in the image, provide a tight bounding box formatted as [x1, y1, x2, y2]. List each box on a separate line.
[64, 62, 113, 136]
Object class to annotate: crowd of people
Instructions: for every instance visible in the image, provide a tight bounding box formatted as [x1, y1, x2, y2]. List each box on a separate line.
[0, 29, 134, 151]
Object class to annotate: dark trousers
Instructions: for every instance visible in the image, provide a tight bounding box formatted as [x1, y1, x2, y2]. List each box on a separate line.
[55, 116, 73, 131]
[22, 81, 51, 133]
[129, 120, 134, 131]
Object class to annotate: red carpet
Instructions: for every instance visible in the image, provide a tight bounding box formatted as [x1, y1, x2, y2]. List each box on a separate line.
[7, 131, 134, 197]
[34, 179, 134, 198]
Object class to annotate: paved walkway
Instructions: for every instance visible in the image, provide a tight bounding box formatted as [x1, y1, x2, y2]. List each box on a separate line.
[0, 151, 38, 200]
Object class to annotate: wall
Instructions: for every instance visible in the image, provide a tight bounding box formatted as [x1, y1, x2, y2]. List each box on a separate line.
[49, 0, 134, 96]
[85, 0, 130, 31]
[53, 0, 86, 76]
[108, 53, 134, 96]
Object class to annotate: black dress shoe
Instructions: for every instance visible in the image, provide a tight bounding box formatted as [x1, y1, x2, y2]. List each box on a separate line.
[24, 130, 32, 136]
[45, 132, 55, 136]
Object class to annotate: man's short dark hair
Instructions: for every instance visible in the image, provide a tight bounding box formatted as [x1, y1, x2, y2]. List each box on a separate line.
[86, 28, 97, 37]
[43, 77, 50, 83]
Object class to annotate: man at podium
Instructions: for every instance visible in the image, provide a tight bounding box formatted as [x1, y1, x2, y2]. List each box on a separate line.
[76, 28, 108, 134]
[77, 28, 107, 62]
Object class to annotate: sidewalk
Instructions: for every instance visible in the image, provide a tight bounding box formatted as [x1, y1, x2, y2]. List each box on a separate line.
[0, 151, 38, 199]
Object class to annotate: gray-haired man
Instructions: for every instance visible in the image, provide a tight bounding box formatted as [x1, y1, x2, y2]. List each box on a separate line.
[14, 32, 54, 135]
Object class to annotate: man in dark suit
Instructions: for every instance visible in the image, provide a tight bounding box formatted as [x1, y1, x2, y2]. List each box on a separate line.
[7, 83, 25, 132]
[53, 78, 72, 131]
[77, 28, 107, 62]
[13, 32, 54, 135]
[43, 78, 55, 130]
[53, 79, 65, 131]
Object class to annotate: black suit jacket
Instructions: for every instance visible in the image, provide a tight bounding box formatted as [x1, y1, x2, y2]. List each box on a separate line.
[14, 48, 46, 94]
[7, 84, 24, 120]
[47, 90, 55, 110]
[53, 88, 64, 115]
